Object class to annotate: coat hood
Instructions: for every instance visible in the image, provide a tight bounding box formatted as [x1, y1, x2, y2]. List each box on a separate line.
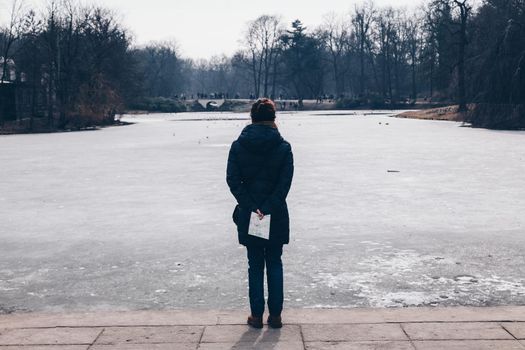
[237, 124, 284, 155]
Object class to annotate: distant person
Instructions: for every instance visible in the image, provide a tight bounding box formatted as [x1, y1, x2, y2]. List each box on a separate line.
[226, 98, 294, 329]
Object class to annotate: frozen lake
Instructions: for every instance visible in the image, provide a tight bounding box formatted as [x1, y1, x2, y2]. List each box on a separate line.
[1, 110, 525, 313]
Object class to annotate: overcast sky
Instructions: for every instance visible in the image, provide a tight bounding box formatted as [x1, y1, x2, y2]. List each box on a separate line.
[1, 0, 424, 59]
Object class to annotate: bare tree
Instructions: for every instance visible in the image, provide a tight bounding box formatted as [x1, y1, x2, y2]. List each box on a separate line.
[403, 13, 422, 101]
[353, 0, 376, 96]
[374, 7, 396, 100]
[1, 0, 24, 83]
[41, 0, 59, 125]
[421, 6, 438, 99]
[15, 9, 43, 130]
[318, 13, 350, 96]
[430, 0, 472, 110]
[244, 15, 283, 98]
[452, 0, 471, 111]
[136, 41, 181, 97]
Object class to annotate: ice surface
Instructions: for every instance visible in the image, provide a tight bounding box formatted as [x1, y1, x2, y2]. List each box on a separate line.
[1, 110, 525, 312]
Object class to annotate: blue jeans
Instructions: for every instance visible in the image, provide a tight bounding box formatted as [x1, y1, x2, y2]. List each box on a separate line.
[246, 245, 284, 318]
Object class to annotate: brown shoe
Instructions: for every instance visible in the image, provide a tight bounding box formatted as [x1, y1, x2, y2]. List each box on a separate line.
[247, 315, 263, 329]
[267, 315, 282, 329]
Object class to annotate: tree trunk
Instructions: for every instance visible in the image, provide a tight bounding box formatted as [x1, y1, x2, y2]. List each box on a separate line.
[411, 47, 417, 101]
[251, 53, 259, 98]
[457, 14, 468, 112]
[333, 56, 340, 96]
[360, 38, 365, 96]
[271, 54, 278, 98]
[263, 48, 269, 97]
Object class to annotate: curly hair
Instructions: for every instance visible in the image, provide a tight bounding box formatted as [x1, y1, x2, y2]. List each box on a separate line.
[250, 98, 276, 122]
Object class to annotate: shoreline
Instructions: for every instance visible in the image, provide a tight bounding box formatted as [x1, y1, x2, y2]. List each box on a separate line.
[1, 307, 524, 348]
[394, 105, 464, 122]
[0, 105, 472, 136]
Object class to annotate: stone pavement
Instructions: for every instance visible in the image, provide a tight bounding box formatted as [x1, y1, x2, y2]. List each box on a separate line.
[1, 307, 525, 349]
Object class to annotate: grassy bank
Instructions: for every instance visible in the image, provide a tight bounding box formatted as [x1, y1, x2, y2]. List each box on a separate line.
[395, 106, 465, 122]
[395, 104, 525, 130]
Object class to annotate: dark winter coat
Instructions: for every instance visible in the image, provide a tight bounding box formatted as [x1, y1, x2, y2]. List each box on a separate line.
[226, 124, 294, 246]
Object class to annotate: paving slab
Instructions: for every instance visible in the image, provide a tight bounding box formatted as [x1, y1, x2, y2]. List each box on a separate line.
[0, 328, 101, 346]
[216, 307, 525, 325]
[305, 341, 415, 349]
[200, 325, 301, 343]
[0, 311, 219, 329]
[502, 322, 525, 339]
[0, 347, 88, 350]
[197, 341, 304, 350]
[91, 344, 197, 350]
[4, 307, 525, 330]
[301, 324, 407, 342]
[94, 326, 203, 344]
[413, 340, 525, 350]
[1, 309, 525, 349]
[402, 322, 514, 340]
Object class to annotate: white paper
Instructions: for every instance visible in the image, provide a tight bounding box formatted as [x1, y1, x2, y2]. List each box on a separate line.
[248, 212, 271, 240]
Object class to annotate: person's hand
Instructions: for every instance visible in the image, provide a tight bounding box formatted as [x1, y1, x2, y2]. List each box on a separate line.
[256, 209, 264, 220]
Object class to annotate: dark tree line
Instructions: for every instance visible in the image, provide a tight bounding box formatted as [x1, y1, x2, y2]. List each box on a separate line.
[191, 0, 524, 129]
[1, 0, 525, 129]
[0, 1, 187, 129]
[1, 1, 136, 129]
